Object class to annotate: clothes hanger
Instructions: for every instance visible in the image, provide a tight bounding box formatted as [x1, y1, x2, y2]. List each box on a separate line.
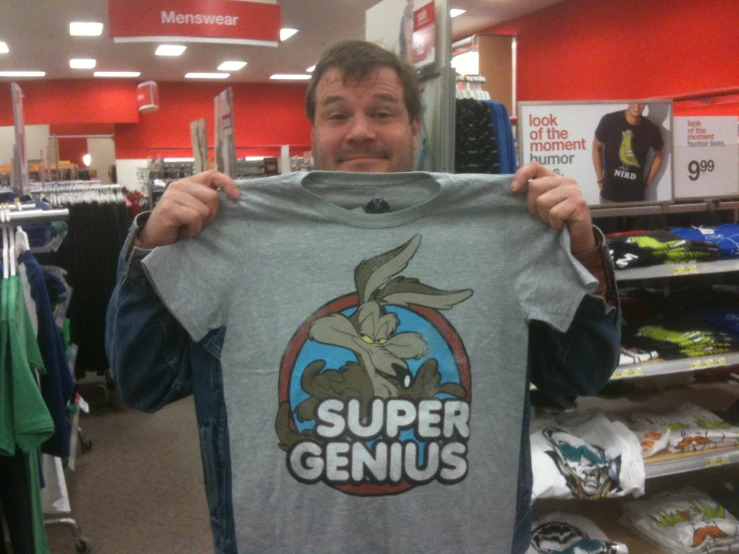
[7, 205, 16, 277]
[2, 206, 9, 281]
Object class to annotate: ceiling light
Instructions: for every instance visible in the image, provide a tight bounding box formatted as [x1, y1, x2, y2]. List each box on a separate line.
[0, 71, 45, 78]
[217, 61, 247, 71]
[450, 9, 466, 17]
[70, 22, 104, 36]
[270, 74, 311, 80]
[280, 28, 298, 41]
[0, 42, 8, 54]
[306, 65, 315, 73]
[83, 154, 91, 167]
[163, 158, 195, 162]
[185, 72, 230, 79]
[156, 44, 186, 56]
[94, 71, 141, 78]
[70, 58, 96, 69]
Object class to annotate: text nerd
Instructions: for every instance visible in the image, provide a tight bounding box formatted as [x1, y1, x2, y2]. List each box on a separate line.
[161, 11, 240, 26]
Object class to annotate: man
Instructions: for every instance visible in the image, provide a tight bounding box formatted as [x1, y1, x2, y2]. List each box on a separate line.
[593, 103, 665, 203]
[107, 40, 619, 554]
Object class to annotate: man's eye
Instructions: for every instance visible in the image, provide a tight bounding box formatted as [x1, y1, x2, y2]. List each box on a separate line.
[327, 113, 348, 121]
[374, 111, 392, 119]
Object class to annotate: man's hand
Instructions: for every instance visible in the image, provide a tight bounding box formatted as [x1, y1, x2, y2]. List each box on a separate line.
[137, 170, 240, 249]
[511, 162, 596, 255]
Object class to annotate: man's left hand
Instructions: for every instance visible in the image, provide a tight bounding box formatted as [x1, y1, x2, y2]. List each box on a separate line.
[511, 162, 596, 255]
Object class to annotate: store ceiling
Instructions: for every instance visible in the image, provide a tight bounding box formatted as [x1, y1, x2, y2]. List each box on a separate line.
[0, 0, 562, 82]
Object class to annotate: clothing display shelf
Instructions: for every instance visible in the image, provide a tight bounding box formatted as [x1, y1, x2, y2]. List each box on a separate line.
[591, 197, 739, 220]
[616, 258, 739, 281]
[610, 352, 739, 380]
[644, 444, 739, 478]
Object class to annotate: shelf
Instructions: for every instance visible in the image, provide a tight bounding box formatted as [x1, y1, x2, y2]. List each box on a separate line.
[611, 351, 739, 380]
[615, 258, 739, 281]
[644, 445, 739, 478]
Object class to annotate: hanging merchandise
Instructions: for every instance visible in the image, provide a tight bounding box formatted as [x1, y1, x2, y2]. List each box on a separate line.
[530, 410, 645, 501]
[621, 488, 739, 554]
[31, 184, 130, 377]
[527, 512, 628, 554]
[454, 97, 517, 174]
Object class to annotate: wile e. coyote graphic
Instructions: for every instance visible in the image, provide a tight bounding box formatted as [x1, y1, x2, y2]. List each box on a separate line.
[651, 501, 738, 551]
[275, 235, 473, 492]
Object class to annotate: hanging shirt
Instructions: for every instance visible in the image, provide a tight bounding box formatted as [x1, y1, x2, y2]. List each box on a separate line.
[141, 171, 597, 554]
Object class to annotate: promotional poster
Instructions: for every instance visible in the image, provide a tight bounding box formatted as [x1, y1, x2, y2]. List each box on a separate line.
[519, 101, 673, 205]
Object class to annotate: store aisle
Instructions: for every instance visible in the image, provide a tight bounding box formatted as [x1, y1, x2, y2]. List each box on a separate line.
[46, 391, 213, 554]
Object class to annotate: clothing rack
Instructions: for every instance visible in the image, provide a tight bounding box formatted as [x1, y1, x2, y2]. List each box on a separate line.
[5, 208, 70, 225]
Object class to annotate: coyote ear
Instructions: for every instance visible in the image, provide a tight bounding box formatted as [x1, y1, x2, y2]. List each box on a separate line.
[381, 283, 473, 310]
[354, 235, 421, 304]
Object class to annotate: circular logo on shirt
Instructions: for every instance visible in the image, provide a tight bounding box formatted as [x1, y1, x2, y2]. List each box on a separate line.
[274, 235, 473, 496]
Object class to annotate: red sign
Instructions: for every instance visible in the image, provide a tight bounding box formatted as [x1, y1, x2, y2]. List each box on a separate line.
[137, 81, 159, 113]
[109, 0, 281, 46]
[412, 2, 436, 68]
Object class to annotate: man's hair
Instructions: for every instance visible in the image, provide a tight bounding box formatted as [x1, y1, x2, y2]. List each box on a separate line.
[305, 40, 421, 125]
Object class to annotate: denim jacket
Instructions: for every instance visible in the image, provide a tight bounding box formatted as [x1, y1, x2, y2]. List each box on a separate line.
[105, 217, 620, 554]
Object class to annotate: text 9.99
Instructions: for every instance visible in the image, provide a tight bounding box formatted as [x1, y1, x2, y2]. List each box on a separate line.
[688, 159, 715, 181]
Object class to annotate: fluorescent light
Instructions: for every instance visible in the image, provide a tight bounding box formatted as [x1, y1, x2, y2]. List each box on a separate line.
[0, 71, 45, 77]
[156, 44, 186, 56]
[94, 71, 141, 78]
[0, 42, 8, 54]
[70, 22, 104, 36]
[306, 65, 315, 73]
[185, 72, 230, 79]
[217, 61, 247, 71]
[450, 9, 466, 17]
[70, 58, 96, 69]
[82, 154, 91, 166]
[280, 28, 298, 41]
[270, 74, 311, 80]
[163, 158, 194, 162]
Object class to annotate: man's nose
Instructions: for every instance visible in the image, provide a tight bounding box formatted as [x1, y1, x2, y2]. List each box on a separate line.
[346, 114, 376, 142]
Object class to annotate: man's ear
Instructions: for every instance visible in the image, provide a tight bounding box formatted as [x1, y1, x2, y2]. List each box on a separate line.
[411, 117, 420, 151]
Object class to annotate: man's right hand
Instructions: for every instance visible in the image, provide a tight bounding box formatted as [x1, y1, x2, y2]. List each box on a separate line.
[136, 170, 240, 249]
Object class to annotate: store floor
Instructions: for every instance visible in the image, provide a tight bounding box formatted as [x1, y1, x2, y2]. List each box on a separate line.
[46, 383, 214, 554]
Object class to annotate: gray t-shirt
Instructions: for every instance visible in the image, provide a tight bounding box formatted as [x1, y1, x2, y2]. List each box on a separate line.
[142, 171, 597, 553]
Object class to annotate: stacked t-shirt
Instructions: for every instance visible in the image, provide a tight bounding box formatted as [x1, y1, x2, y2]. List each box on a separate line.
[141, 171, 598, 553]
[608, 230, 722, 270]
[530, 410, 645, 501]
[670, 225, 739, 259]
[526, 512, 627, 553]
[621, 488, 739, 553]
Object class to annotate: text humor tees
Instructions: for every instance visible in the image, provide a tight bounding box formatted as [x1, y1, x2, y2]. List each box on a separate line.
[142, 171, 597, 553]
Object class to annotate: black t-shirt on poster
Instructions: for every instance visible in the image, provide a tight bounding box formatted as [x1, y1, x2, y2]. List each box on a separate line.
[595, 110, 664, 202]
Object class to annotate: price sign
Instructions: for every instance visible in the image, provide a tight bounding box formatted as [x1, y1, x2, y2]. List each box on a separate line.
[674, 116, 739, 198]
[689, 357, 727, 370]
[704, 455, 731, 468]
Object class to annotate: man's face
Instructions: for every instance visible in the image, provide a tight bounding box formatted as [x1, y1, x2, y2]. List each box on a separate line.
[311, 67, 420, 173]
[627, 103, 646, 118]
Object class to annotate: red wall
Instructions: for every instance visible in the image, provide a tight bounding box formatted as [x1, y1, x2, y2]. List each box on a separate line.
[483, 0, 739, 107]
[58, 138, 89, 166]
[0, 81, 138, 125]
[114, 81, 312, 159]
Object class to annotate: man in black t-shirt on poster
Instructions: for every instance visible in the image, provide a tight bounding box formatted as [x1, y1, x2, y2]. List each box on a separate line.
[592, 103, 665, 202]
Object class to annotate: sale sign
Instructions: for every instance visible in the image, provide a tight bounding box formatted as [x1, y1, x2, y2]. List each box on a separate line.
[412, 2, 435, 69]
[673, 116, 739, 198]
[109, 0, 281, 46]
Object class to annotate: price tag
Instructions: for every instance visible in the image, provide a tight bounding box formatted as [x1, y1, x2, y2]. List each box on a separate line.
[611, 368, 644, 379]
[689, 358, 727, 370]
[673, 265, 698, 275]
[704, 455, 731, 467]
[674, 116, 739, 198]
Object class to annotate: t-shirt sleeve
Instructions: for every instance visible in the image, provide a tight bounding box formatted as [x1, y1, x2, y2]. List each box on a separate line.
[651, 122, 664, 151]
[141, 195, 243, 342]
[594, 114, 609, 143]
[504, 195, 599, 333]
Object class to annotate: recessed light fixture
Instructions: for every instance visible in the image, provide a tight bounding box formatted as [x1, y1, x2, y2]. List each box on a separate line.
[70, 58, 96, 69]
[156, 44, 186, 56]
[0, 42, 8, 54]
[306, 65, 316, 73]
[450, 9, 466, 17]
[0, 71, 45, 78]
[185, 72, 230, 79]
[270, 74, 311, 81]
[94, 71, 141, 78]
[70, 22, 104, 36]
[280, 28, 298, 41]
[217, 61, 247, 71]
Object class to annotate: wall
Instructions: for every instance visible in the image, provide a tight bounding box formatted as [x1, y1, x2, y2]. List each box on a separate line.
[87, 137, 116, 183]
[114, 81, 312, 159]
[482, 0, 739, 108]
[0, 124, 50, 165]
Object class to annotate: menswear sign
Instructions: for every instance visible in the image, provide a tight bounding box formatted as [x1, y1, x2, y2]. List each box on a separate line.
[109, 0, 281, 46]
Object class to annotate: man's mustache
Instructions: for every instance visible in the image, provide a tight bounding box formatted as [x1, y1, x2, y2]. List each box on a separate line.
[337, 147, 391, 162]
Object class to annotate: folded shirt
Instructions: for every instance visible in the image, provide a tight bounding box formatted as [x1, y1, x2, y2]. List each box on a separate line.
[527, 512, 628, 553]
[621, 488, 739, 553]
